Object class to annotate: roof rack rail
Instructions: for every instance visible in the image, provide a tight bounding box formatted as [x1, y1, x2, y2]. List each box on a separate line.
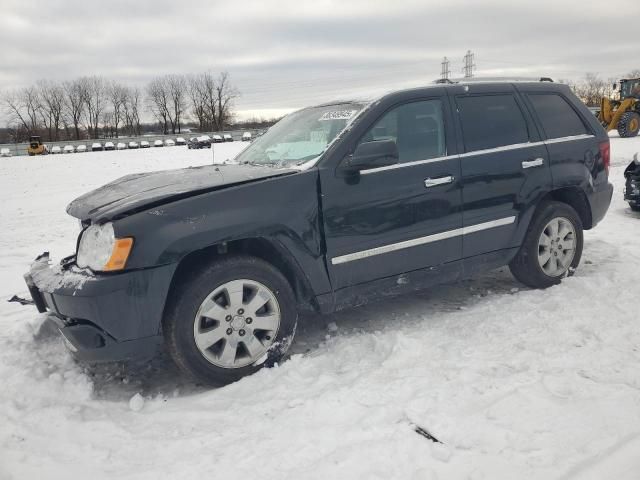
[433, 76, 554, 84]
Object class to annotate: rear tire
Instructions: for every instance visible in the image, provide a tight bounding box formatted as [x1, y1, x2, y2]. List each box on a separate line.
[163, 255, 297, 386]
[509, 201, 583, 289]
[618, 111, 640, 138]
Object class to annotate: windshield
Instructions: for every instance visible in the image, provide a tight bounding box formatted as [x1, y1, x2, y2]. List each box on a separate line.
[234, 102, 366, 167]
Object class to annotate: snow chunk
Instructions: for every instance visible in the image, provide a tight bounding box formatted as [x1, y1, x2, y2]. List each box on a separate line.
[129, 393, 145, 412]
[30, 256, 91, 292]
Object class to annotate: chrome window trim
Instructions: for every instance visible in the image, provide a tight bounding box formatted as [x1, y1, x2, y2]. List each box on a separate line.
[361, 154, 450, 174]
[359, 134, 594, 175]
[330, 216, 516, 265]
[544, 133, 594, 144]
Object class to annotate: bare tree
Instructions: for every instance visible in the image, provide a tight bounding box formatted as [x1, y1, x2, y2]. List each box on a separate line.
[146, 77, 170, 134]
[37, 81, 65, 141]
[190, 71, 238, 132]
[122, 86, 142, 136]
[572, 73, 614, 107]
[3, 87, 40, 134]
[167, 75, 186, 134]
[627, 69, 640, 78]
[213, 72, 239, 131]
[82, 76, 106, 139]
[62, 79, 86, 140]
[107, 81, 127, 138]
[187, 74, 207, 131]
[201, 72, 219, 131]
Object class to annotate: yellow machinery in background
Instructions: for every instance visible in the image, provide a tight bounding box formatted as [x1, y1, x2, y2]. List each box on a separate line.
[598, 78, 640, 138]
[27, 136, 48, 156]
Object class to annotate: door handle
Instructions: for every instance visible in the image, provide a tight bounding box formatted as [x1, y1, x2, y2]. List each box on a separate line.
[522, 158, 544, 169]
[424, 175, 454, 188]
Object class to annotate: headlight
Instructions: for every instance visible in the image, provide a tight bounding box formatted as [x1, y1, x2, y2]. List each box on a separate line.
[76, 222, 133, 272]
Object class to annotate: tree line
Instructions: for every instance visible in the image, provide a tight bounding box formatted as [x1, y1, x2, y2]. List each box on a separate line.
[560, 69, 640, 107]
[2, 71, 238, 143]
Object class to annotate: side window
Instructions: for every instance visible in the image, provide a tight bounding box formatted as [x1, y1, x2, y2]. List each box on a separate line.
[527, 94, 588, 139]
[456, 94, 530, 151]
[358, 99, 446, 163]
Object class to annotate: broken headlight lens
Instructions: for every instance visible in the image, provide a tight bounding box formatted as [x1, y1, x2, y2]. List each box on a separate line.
[76, 222, 115, 271]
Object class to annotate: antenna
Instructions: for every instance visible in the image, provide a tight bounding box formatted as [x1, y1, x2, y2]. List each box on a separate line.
[463, 50, 476, 78]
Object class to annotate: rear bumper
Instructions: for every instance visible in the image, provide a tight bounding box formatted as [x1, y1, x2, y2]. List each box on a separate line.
[587, 181, 614, 227]
[25, 254, 177, 362]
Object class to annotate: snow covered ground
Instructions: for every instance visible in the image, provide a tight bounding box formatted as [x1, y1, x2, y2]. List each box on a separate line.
[1, 136, 639, 479]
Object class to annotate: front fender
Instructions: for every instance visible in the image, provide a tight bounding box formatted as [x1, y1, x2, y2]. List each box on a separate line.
[114, 169, 332, 296]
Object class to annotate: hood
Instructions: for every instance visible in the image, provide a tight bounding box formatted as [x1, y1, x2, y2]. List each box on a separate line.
[67, 164, 296, 222]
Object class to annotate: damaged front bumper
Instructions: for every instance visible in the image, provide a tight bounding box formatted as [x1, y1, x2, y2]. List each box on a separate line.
[23, 253, 177, 362]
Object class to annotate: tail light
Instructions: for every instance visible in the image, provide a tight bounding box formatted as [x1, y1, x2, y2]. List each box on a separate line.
[599, 141, 610, 175]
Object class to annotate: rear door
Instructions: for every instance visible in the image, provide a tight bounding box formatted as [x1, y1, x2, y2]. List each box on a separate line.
[518, 86, 600, 188]
[449, 84, 551, 258]
[320, 94, 463, 290]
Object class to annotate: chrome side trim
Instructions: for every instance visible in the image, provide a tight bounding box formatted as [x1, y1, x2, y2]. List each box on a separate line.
[358, 134, 595, 175]
[330, 216, 516, 265]
[544, 133, 594, 144]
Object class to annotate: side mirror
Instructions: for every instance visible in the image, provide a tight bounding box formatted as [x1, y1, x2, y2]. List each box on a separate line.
[613, 82, 618, 91]
[343, 139, 399, 172]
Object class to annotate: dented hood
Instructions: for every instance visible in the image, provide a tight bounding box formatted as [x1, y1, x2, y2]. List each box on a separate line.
[66, 164, 296, 222]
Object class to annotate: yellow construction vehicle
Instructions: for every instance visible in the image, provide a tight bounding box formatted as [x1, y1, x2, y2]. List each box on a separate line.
[27, 136, 48, 156]
[598, 78, 640, 138]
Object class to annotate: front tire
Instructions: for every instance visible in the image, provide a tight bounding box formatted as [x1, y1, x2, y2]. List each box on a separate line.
[163, 255, 298, 386]
[509, 201, 583, 289]
[630, 203, 640, 212]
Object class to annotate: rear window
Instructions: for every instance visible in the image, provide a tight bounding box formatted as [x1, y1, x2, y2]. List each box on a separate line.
[527, 94, 589, 139]
[456, 94, 530, 152]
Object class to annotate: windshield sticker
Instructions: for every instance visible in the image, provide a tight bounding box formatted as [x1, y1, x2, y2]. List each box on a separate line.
[318, 110, 357, 121]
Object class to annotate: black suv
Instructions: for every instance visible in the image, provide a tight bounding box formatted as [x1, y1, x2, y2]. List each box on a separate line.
[24, 81, 613, 386]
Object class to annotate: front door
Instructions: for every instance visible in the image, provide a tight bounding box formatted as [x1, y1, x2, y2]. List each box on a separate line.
[319, 97, 463, 290]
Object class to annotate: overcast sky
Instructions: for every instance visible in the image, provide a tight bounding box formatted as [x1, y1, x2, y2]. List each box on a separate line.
[1, 0, 639, 120]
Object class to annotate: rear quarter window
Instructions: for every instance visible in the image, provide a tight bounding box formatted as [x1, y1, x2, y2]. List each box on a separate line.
[456, 94, 530, 152]
[527, 93, 589, 139]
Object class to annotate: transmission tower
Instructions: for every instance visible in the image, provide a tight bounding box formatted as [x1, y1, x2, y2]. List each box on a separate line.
[462, 50, 476, 78]
[440, 57, 451, 80]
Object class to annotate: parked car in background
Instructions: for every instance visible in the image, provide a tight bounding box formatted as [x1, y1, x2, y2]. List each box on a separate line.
[140, 141, 150, 149]
[223, 134, 233, 142]
[212, 134, 223, 143]
[0, 148, 11, 157]
[76, 145, 87, 153]
[165, 139, 175, 147]
[153, 140, 164, 147]
[187, 136, 211, 149]
[91, 143, 103, 152]
[128, 141, 139, 149]
[63, 145, 75, 154]
[104, 142, 115, 151]
[242, 132, 252, 141]
[50, 146, 62, 155]
[116, 142, 126, 150]
[175, 137, 186, 146]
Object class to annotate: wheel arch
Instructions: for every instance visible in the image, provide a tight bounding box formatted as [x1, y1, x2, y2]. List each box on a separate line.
[164, 237, 320, 319]
[541, 187, 593, 229]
